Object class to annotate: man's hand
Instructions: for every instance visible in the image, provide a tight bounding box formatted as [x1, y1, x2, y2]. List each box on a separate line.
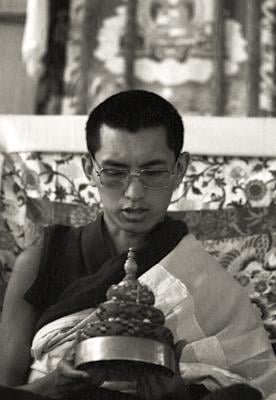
[22, 331, 107, 399]
[50, 331, 106, 398]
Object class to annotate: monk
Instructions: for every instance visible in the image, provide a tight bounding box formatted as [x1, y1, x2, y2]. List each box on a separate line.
[0, 90, 274, 399]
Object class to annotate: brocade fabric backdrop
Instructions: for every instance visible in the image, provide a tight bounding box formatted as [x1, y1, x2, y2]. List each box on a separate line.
[0, 152, 276, 345]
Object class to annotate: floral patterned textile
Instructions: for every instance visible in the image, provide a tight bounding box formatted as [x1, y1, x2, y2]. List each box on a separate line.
[0, 151, 276, 344]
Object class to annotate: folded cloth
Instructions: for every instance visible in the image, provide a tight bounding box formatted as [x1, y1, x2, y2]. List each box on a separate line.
[179, 363, 250, 392]
[30, 308, 96, 360]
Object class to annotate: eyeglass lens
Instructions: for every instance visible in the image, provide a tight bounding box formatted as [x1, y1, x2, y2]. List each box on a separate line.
[100, 170, 171, 189]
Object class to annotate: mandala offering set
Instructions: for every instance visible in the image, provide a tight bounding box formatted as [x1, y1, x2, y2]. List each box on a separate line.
[75, 248, 176, 381]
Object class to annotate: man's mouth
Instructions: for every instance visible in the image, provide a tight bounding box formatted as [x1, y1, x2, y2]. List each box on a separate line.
[121, 207, 148, 221]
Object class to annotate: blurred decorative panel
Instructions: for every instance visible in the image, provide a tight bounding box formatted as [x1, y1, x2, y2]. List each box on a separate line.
[69, 0, 247, 116]
[59, 0, 273, 116]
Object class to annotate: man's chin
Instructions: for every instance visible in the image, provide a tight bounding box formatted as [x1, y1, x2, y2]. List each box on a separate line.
[103, 212, 161, 236]
[119, 220, 152, 234]
[117, 216, 156, 235]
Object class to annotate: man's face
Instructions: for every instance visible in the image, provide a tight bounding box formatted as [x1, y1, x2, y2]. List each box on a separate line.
[91, 124, 187, 236]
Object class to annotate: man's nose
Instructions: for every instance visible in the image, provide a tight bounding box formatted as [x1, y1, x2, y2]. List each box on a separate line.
[124, 175, 145, 200]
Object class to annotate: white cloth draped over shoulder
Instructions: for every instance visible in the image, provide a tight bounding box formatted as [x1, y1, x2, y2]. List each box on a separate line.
[28, 234, 276, 397]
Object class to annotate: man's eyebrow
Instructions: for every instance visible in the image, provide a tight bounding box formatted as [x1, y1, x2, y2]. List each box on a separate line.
[140, 160, 168, 168]
[102, 159, 169, 168]
[101, 160, 128, 168]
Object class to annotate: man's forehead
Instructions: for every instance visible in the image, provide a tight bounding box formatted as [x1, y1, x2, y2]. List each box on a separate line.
[98, 123, 168, 137]
[96, 124, 175, 167]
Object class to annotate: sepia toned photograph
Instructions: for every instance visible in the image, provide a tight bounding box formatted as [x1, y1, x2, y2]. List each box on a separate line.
[0, 1, 276, 399]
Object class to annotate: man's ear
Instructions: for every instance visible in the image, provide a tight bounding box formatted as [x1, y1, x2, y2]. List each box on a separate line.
[175, 151, 190, 186]
[82, 154, 96, 186]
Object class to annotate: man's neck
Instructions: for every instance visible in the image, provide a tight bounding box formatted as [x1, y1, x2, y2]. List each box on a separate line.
[102, 217, 147, 255]
[110, 230, 146, 255]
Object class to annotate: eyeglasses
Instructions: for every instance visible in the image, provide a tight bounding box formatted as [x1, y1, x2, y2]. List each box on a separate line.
[91, 156, 177, 190]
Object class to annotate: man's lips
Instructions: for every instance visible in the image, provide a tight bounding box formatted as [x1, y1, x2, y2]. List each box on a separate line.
[121, 207, 148, 220]
[122, 207, 148, 212]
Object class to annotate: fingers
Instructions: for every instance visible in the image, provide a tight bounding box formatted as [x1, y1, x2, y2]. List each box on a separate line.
[57, 359, 89, 381]
[59, 330, 89, 379]
[57, 331, 107, 388]
[57, 334, 90, 383]
[51, 361, 89, 398]
[62, 331, 82, 364]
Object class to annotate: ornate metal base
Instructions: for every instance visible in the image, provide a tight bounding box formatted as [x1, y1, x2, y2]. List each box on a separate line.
[75, 336, 176, 376]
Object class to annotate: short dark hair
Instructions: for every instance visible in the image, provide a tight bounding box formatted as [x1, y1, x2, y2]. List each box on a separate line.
[85, 90, 184, 158]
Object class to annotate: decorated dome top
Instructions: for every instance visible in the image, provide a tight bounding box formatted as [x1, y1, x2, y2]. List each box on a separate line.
[106, 248, 155, 306]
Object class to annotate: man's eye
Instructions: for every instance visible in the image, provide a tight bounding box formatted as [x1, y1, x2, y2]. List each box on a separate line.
[104, 170, 127, 177]
[143, 171, 167, 177]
